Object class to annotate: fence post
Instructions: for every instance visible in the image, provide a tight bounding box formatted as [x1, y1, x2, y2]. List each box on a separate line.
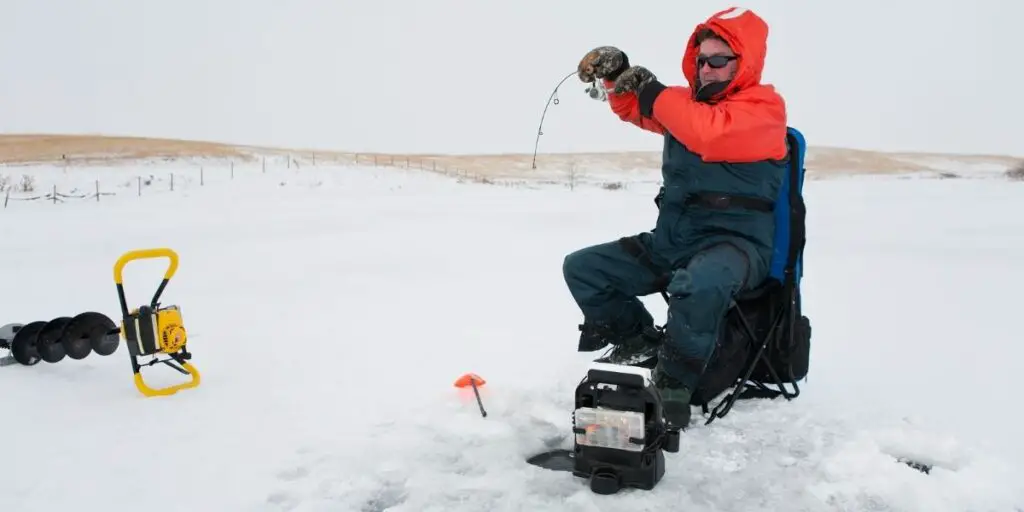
[95, 180, 99, 202]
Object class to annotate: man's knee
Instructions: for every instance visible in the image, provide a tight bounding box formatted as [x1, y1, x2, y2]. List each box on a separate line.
[659, 243, 751, 383]
[562, 244, 601, 290]
[563, 243, 626, 311]
[666, 242, 751, 298]
[668, 283, 731, 335]
[562, 245, 588, 278]
[563, 240, 657, 341]
[562, 236, 658, 292]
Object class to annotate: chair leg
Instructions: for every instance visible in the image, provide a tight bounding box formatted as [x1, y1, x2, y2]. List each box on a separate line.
[703, 299, 800, 425]
[652, 284, 806, 426]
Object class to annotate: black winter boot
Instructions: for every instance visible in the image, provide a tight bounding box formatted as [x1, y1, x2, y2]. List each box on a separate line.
[593, 324, 664, 367]
[653, 364, 692, 429]
[576, 322, 615, 352]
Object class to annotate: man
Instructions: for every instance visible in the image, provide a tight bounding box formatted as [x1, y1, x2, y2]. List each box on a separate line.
[564, 6, 789, 428]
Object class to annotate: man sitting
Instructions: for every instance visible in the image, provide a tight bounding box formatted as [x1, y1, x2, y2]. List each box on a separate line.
[563, 6, 790, 428]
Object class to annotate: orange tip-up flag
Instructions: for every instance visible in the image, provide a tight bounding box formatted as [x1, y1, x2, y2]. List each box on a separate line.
[454, 373, 486, 388]
[454, 372, 487, 418]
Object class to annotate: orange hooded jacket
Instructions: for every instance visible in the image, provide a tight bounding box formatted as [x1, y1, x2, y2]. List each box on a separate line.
[603, 7, 788, 163]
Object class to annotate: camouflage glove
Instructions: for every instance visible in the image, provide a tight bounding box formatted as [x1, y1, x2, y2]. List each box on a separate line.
[612, 66, 657, 95]
[577, 46, 629, 83]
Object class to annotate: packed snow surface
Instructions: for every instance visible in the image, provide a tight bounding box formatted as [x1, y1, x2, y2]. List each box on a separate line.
[1, 161, 1022, 511]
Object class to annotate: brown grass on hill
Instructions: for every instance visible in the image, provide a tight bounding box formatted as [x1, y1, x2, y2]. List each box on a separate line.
[0, 133, 1019, 178]
[0, 134, 258, 164]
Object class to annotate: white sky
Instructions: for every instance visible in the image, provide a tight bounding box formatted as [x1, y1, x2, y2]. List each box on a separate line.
[0, 0, 1019, 156]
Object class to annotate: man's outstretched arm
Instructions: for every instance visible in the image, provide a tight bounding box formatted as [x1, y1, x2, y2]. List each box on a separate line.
[603, 78, 666, 135]
[636, 83, 788, 162]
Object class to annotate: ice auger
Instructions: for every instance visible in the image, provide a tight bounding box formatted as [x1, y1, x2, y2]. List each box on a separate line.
[114, 248, 200, 397]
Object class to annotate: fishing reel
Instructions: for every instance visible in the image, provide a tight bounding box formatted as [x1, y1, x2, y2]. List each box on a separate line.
[584, 82, 611, 102]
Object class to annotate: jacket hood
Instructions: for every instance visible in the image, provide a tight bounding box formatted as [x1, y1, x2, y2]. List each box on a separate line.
[682, 7, 770, 100]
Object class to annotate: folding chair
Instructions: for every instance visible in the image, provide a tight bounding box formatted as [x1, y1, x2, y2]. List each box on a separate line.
[598, 126, 811, 425]
[690, 126, 811, 425]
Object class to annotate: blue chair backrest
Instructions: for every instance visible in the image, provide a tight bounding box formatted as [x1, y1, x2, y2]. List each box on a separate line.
[767, 126, 807, 286]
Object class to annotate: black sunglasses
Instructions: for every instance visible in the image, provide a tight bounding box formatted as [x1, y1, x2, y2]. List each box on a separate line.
[697, 55, 737, 69]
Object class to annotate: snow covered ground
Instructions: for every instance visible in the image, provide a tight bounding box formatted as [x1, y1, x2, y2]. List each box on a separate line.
[2, 161, 1023, 511]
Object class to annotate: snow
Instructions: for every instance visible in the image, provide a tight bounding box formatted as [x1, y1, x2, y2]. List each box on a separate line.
[2, 161, 1023, 512]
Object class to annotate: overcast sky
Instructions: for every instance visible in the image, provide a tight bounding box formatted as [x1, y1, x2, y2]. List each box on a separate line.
[0, 0, 1018, 156]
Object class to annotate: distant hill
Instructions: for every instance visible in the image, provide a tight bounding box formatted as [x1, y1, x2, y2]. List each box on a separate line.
[1, 133, 1019, 180]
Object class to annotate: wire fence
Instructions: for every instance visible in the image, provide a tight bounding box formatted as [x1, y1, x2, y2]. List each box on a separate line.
[0, 151, 616, 210]
[4, 144, 1012, 210]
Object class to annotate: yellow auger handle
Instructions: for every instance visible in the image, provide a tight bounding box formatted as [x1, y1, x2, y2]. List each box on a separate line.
[114, 248, 179, 285]
[134, 362, 201, 397]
